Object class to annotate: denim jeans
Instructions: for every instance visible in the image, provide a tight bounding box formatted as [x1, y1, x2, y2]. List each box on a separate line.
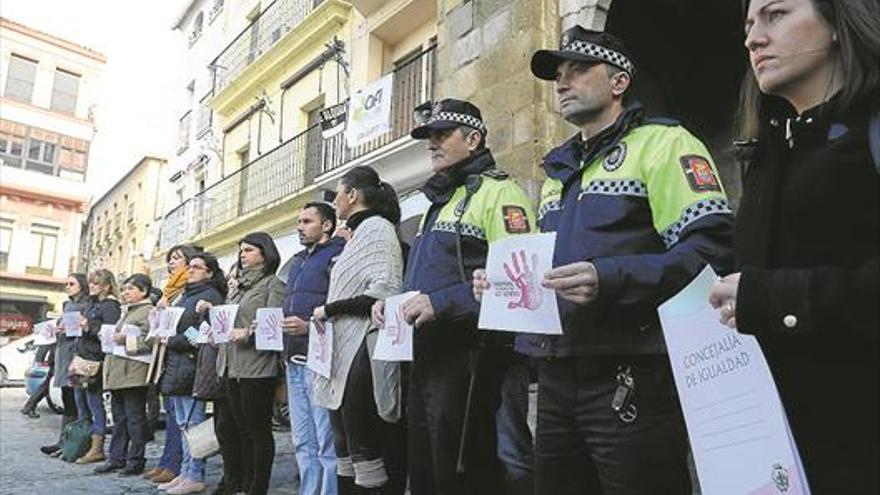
[171, 395, 207, 483]
[157, 395, 182, 474]
[75, 386, 106, 436]
[286, 361, 337, 495]
[534, 355, 690, 495]
[108, 387, 149, 468]
[496, 356, 534, 495]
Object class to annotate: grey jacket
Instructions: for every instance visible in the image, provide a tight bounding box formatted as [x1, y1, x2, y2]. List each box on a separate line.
[103, 301, 153, 390]
[216, 270, 286, 379]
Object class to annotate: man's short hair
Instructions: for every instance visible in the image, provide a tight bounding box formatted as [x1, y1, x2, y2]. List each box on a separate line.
[303, 201, 337, 234]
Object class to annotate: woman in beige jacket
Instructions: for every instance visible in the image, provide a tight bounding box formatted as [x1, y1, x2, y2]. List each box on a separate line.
[94, 273, 154, 476]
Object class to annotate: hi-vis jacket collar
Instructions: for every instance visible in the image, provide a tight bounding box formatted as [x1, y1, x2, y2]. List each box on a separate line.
[531, 24, 636, 81]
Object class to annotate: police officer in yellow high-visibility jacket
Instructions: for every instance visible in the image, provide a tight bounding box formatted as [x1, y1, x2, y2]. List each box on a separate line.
[372, 98, 536, 495]
[525, 27, 735, 494]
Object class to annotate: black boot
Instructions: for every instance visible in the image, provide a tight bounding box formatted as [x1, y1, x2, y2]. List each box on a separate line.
[94, 462, 124, 474]
[119, 463, 145, 476]
[40, 414, 75, 455]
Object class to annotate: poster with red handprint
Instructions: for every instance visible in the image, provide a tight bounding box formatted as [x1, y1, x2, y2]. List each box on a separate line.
[307, 319, 333, 379]
[373, 291, 419, 362]
[255, 307, 284, 351]
[209, 304, 239, 344]
[478, 232, 562, 335]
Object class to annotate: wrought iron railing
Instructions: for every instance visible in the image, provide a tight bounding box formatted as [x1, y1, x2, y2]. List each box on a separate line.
[211, 0, 323, 94]
[159, 44, 435, 251]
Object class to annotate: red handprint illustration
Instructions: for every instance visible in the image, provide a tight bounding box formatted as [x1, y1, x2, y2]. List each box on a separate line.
[502, 250, 543, 311]
[313, 320, 329, 363]
[264, 314, 279, 341]
[388, 305, 407, 346]
[214, 310, 230, 339]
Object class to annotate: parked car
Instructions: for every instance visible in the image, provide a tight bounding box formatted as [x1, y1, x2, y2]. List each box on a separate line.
[0, 335, 35, 385]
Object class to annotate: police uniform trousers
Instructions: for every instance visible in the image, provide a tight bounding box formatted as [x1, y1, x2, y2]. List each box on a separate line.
[534, 354, 692, 495]
[407, 343, 509, 495]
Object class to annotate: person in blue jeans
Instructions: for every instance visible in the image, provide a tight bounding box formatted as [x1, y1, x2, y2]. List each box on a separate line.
[73, 268, 121, 463]
[280, 202, 345, 495]
[159, 251, 227, 494]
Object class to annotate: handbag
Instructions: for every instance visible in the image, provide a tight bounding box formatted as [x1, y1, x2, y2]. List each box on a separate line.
[181, 399, 219, 459]
[68, 355, 101, 377]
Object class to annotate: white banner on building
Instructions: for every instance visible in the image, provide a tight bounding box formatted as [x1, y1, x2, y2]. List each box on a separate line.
[346, 74, 394, 148]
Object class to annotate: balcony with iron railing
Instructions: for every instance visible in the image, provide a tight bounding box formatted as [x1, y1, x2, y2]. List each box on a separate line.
[159, 44, 436, 251]
[211, 0, 331, 96]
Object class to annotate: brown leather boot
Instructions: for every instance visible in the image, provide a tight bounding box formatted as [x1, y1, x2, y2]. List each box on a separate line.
[75, 435, 105, 464]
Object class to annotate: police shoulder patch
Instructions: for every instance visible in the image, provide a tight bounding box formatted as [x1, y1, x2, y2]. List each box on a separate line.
[502, 205, 530, 234]
[680, 154, 721, 192]
[603, 142, 627, 171]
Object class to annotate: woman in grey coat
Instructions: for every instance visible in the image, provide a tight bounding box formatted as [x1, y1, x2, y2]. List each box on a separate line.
[39, 272, 89, 456]
[198, 232, 285, 495]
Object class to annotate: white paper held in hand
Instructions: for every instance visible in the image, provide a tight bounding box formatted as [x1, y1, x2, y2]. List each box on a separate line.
[33, 320, 58, 346]
[255, 308, 284, 351]
[62, 311, 82, 337]
[209, 305, 239, 344]
[159, 307, 185, 338]
[373, 291, 419, 362]
[306, 319, 333, 379]
[657, 266, 810, 495]
[99, 324, 116, 353]
[478, 232, 562, 335]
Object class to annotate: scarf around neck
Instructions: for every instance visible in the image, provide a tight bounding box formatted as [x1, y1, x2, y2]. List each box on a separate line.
[163, 266, 188, 303]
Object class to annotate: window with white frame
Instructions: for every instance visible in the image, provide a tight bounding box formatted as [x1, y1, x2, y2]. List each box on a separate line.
[29, 223, 59, 271]
[50, 68, 81, 115]
[4, 54, 38, 103]
[178, 111, 192, 154]
[0, 133, 26, 168]
[0, 219, 13, 271]
[25, 139, 58, 175]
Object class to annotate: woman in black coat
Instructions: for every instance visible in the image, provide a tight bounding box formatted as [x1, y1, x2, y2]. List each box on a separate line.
[711, 0, 880, 492]
[157, 252, 226, 494]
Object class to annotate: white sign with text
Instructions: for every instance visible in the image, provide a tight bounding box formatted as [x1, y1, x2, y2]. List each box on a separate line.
[658, 266, 810, 495]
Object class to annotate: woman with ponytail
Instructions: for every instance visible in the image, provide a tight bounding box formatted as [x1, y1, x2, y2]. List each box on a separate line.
[312, 166, 405, 494]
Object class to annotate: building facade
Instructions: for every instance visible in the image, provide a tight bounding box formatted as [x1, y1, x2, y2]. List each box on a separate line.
[154, 0, 745, 278]
[0, 17, 105, 336]
[81, 156, 165, 282]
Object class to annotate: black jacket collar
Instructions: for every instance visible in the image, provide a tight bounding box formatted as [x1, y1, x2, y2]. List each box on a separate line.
[543, 102, 644, 183]
[346, 210, 381, 232]
[421, 148, 497, 204]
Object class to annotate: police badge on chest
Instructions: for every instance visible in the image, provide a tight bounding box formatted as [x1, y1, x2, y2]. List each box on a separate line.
[603, 142, 627, 172]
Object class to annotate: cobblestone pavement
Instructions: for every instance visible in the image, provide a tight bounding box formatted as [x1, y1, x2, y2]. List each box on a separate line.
[0, 387, 298, 495]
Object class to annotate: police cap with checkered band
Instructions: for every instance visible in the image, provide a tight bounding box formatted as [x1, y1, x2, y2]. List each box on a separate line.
[530, 25, 636, 81]
[410, 98, 487, 139]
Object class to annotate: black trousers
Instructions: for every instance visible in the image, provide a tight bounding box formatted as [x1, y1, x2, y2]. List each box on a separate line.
[330, 341, 388, 489]
[108, 387, 149, 468]
[214, 396, 242, 493]
[408, 345, 508, 495]
[534, 355, 690, 495]
[222, 377, 276, 495]
[61, 386, 77, 417]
